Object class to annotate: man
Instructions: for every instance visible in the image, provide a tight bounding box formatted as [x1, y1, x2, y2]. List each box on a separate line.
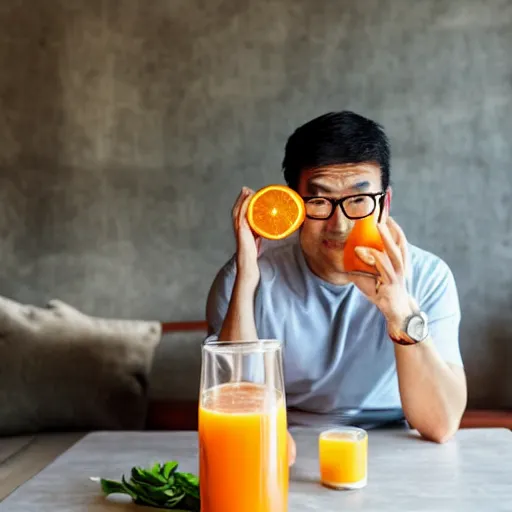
[206, 111, 467, 455]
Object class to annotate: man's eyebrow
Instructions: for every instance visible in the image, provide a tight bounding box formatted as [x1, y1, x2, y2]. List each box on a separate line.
[306, 180, 371, 194]
[306, 180, 337, 193]
[351, 181, 370, 191]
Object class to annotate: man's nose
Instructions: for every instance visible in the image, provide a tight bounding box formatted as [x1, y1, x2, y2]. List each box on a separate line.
[327, 204, 353, 232]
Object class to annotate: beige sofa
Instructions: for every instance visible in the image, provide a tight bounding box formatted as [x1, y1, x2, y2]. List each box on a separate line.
[0, 317, 206, 501]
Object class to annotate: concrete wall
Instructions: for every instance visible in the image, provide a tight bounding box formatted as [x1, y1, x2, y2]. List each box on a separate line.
[1, 0, 511, 407]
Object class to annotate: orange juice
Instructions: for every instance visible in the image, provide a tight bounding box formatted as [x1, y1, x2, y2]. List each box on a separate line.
[318, 427, 368, 489]
[198, 382, 288, 512]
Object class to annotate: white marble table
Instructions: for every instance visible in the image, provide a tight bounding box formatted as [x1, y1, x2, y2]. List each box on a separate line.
[1, 428, 511, 511]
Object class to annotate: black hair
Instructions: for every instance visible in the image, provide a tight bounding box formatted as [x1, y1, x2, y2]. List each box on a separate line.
[282, 111, 390, 191]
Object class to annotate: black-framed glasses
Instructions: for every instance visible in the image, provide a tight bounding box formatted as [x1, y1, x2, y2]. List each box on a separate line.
[302, 192, 386, 222]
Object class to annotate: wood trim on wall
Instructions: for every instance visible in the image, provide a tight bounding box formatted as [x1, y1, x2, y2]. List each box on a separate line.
[146, 401, 512, 431]
[147, 401, 199, 431]
[161, 321, 208, 334]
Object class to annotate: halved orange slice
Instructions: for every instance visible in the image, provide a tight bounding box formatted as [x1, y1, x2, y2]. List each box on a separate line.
[247, 185, 305, 240]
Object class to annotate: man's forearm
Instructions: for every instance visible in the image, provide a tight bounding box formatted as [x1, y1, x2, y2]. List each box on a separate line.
[217, 271, 296, 466]
[394, 339, 467, 443]
[219, 273, 259, 341]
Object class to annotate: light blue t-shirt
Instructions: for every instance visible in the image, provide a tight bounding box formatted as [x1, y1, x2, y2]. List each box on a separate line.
[206, 234, 463, 425]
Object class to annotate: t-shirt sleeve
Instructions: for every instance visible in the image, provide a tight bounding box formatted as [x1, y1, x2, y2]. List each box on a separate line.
[416, 260, 463, 367]
[205, 255, 237, 339]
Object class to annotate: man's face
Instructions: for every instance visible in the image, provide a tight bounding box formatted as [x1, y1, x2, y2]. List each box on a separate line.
[297, 163, 387, 280]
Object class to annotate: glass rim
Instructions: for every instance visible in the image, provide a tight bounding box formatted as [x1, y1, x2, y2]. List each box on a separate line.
[202, 339, 282, 353]
[319, 426, 368, 441]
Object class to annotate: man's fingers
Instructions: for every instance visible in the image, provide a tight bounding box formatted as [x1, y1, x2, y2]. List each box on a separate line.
[232, 187, 253, 229]
[238, 188, 255, 230]
[377, 221, 403, 275]
[354, 246, 395, 284]
[354, 246, 375, 267]
[348, 273, 380, 297]
[287, 431, 296, 466]
[231, 189, 245, 224]
[370, 249, 395, 283]
[387, 216, 409, 276]
[387, 216, 406, 244]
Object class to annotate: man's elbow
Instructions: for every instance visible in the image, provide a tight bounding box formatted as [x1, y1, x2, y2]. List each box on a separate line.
[418, 418, 461, 444]
[426, 425, 458, 444]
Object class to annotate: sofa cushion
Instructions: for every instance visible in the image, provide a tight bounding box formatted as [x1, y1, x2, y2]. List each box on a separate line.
[149, 329, 204, 402]
[0, 296, 161, 435]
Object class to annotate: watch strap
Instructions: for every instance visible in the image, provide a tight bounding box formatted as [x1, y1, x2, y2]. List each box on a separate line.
[389, 333, 416, 346]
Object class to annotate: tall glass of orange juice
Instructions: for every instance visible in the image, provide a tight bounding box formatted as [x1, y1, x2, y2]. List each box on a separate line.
[198, 339, 288, 512]
[318, 427, 368, 490]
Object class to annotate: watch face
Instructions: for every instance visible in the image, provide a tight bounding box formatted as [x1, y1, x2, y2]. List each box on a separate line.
[407, 313, 428, 341]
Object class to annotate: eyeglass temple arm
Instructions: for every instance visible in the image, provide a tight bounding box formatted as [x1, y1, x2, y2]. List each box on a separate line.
[377, 194, 386, 223]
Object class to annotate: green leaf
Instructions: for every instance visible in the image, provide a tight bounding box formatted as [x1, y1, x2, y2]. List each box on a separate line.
[174, 473, 200, 499]
[134, 494, 166, 508]
[98, 460, 200, 510]
[142, 466, 167, 485]
[177, 472, 199, 487]
[100, 478, 128, 497]
[130, 482, 166, 504]
[131, 472, 172, 494]
[151, 462, 162, 476]
[165, 492, 186, 506]
[121, 475, 140, 500]
[162, 461, 179, 480]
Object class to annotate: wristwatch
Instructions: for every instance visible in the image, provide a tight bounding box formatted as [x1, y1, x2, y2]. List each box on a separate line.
[389, 311, 429, 346]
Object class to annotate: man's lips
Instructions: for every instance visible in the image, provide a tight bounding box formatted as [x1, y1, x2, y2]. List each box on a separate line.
[322, 239, 347, 249]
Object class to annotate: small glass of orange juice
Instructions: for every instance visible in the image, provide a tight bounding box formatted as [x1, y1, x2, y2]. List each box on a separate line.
[318, 427, 368, 490]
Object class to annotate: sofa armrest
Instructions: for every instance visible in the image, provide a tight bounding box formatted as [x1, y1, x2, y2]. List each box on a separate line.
[459, 410, 512, 429]
[147, 401, 199, 430]
[161, 321, 208, 334]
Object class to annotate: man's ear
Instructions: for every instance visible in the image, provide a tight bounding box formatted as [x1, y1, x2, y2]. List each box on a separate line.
[385, 186, 393, 214]
[378, 187, 392, 223]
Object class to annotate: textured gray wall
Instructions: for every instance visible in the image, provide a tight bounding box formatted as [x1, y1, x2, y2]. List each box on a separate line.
[1, 0, 511, 408]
